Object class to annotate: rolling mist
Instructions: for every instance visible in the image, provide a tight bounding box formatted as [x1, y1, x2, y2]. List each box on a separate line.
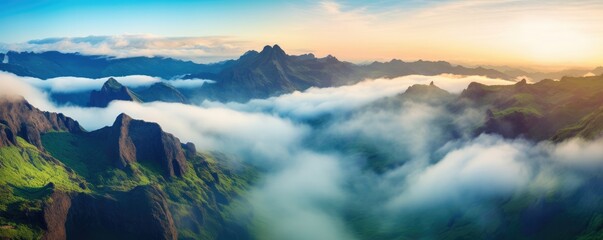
[2, 70, 602, 239]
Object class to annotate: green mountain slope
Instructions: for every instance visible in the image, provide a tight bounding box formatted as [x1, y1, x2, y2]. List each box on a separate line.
[0, 138, 87, 240]
[0, 97, 255, 240]
[462, 76, 603, 141]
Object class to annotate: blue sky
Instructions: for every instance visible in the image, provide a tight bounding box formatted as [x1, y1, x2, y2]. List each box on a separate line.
[1, 0, 602, 68]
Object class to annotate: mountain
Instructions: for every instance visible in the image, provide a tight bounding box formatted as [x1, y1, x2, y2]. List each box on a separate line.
[0, 97, 254, 240]
[88, 78, 141, 107]
[0, 96, 83, 149]
[182, 45, 510, 102]
[485, 65, 603, 81]
[136, 82, 189, 104]
[398, 81, 454, 103]
[2, 46, 511, 103]
[184, 45, 359, 102]
[0, 51, 224, 79]
[360, 59, 510, 80]
[54, 79, 188, 107]
[90, 113, 189, 177]
[460, 76, 603, 141]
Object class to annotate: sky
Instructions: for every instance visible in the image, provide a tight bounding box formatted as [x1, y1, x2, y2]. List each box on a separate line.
[1, 0, 603, 69]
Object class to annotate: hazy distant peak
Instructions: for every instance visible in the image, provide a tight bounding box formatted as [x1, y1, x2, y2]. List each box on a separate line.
[260, 44, 287, 57]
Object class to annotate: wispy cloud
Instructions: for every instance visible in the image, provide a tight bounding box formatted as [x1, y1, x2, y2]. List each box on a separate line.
[0, 35, 255, 63]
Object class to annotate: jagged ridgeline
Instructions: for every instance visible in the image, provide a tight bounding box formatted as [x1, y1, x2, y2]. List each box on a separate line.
[0, 97, 256, 240]
[1, 46, 512, 104]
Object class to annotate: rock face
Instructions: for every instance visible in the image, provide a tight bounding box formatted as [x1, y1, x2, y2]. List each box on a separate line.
[41, 190, 71, 240]
[91, 113, 188, 177]
[182, 142, 197, 159]
[89, 78, 141, 107]
[66, 185, 177, 240]
[41, 185, 177, 240]
[0, 96, 83, 149]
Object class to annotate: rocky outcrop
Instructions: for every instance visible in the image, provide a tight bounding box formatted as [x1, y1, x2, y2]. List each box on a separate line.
[41, 189, 71, 240]
[66, 185, 177, 240]
[88, 78, 141, 107]
[39, 185, 177, 240]
[399, 82, 453, 103]
[182, 142, 197, 159]
[91, 113, 188, 177]
[0, 96, 83, 149]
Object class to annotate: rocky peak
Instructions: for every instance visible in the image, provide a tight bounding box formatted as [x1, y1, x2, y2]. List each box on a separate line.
[460, 82, 488, 100]
[402, 82, 451, 101]
[93, 113, 188, 178]
[0, 96, 83, 149]
[516, 78, 528, 85]
[258, 44, 288, 60]
[103, 77, 123, 90]
[88, 78, 141, 107]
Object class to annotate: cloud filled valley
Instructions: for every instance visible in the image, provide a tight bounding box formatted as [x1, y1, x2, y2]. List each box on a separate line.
[2, 70, 603, 239]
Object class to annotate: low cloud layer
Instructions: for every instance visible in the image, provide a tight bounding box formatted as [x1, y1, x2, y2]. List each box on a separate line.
[0, 71, 213, 93]
[0, 35, 254, 63]
[206, 74, 513, 120]
[1, 72, 602, 239]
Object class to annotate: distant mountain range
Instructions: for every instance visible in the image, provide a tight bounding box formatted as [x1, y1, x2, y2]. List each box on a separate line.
[2, 46, 514, 103]
[0, 51, 224, 79]
[3, 46, 602, 104]
[484, 65, 603, 81]
[183, 45, 512, 102]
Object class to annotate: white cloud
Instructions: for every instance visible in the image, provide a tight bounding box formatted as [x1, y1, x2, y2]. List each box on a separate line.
[388, 135, 532, 210]
[3, 71, 603, 239]
[25, 75, 161, 93]
[0, 71, 216, 94]
[206, 74, 513, 120]
[0, 35, 255, 63]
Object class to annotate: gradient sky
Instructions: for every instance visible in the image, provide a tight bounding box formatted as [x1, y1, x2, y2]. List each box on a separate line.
[1, 0, 602, 69]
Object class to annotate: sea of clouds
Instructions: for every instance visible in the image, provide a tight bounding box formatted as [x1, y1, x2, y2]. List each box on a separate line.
[1, 70, 602, 239]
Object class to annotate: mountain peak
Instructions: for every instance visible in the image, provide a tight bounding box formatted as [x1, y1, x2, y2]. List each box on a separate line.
[104, 77, 121, 88]
[96, 113, 188, 177]
[399, 83, 452, 103]
[114, 113, 133, 126]
[516, 78, 528, 85]
[260, 44, 287, 57]
[89, 78, 141, 107]
[0, 96, 83, 149]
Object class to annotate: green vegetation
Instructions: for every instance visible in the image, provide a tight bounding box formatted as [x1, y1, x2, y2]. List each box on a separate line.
[493, 106, 542, 118]
[0, 137, 88, 239]
[467, 75, 603, 141]
[40, 131, 256, 239]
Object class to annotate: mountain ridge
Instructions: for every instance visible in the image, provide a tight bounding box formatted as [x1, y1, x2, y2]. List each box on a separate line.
[88, 78, 141, 107]
[0, 96, 254, 240]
